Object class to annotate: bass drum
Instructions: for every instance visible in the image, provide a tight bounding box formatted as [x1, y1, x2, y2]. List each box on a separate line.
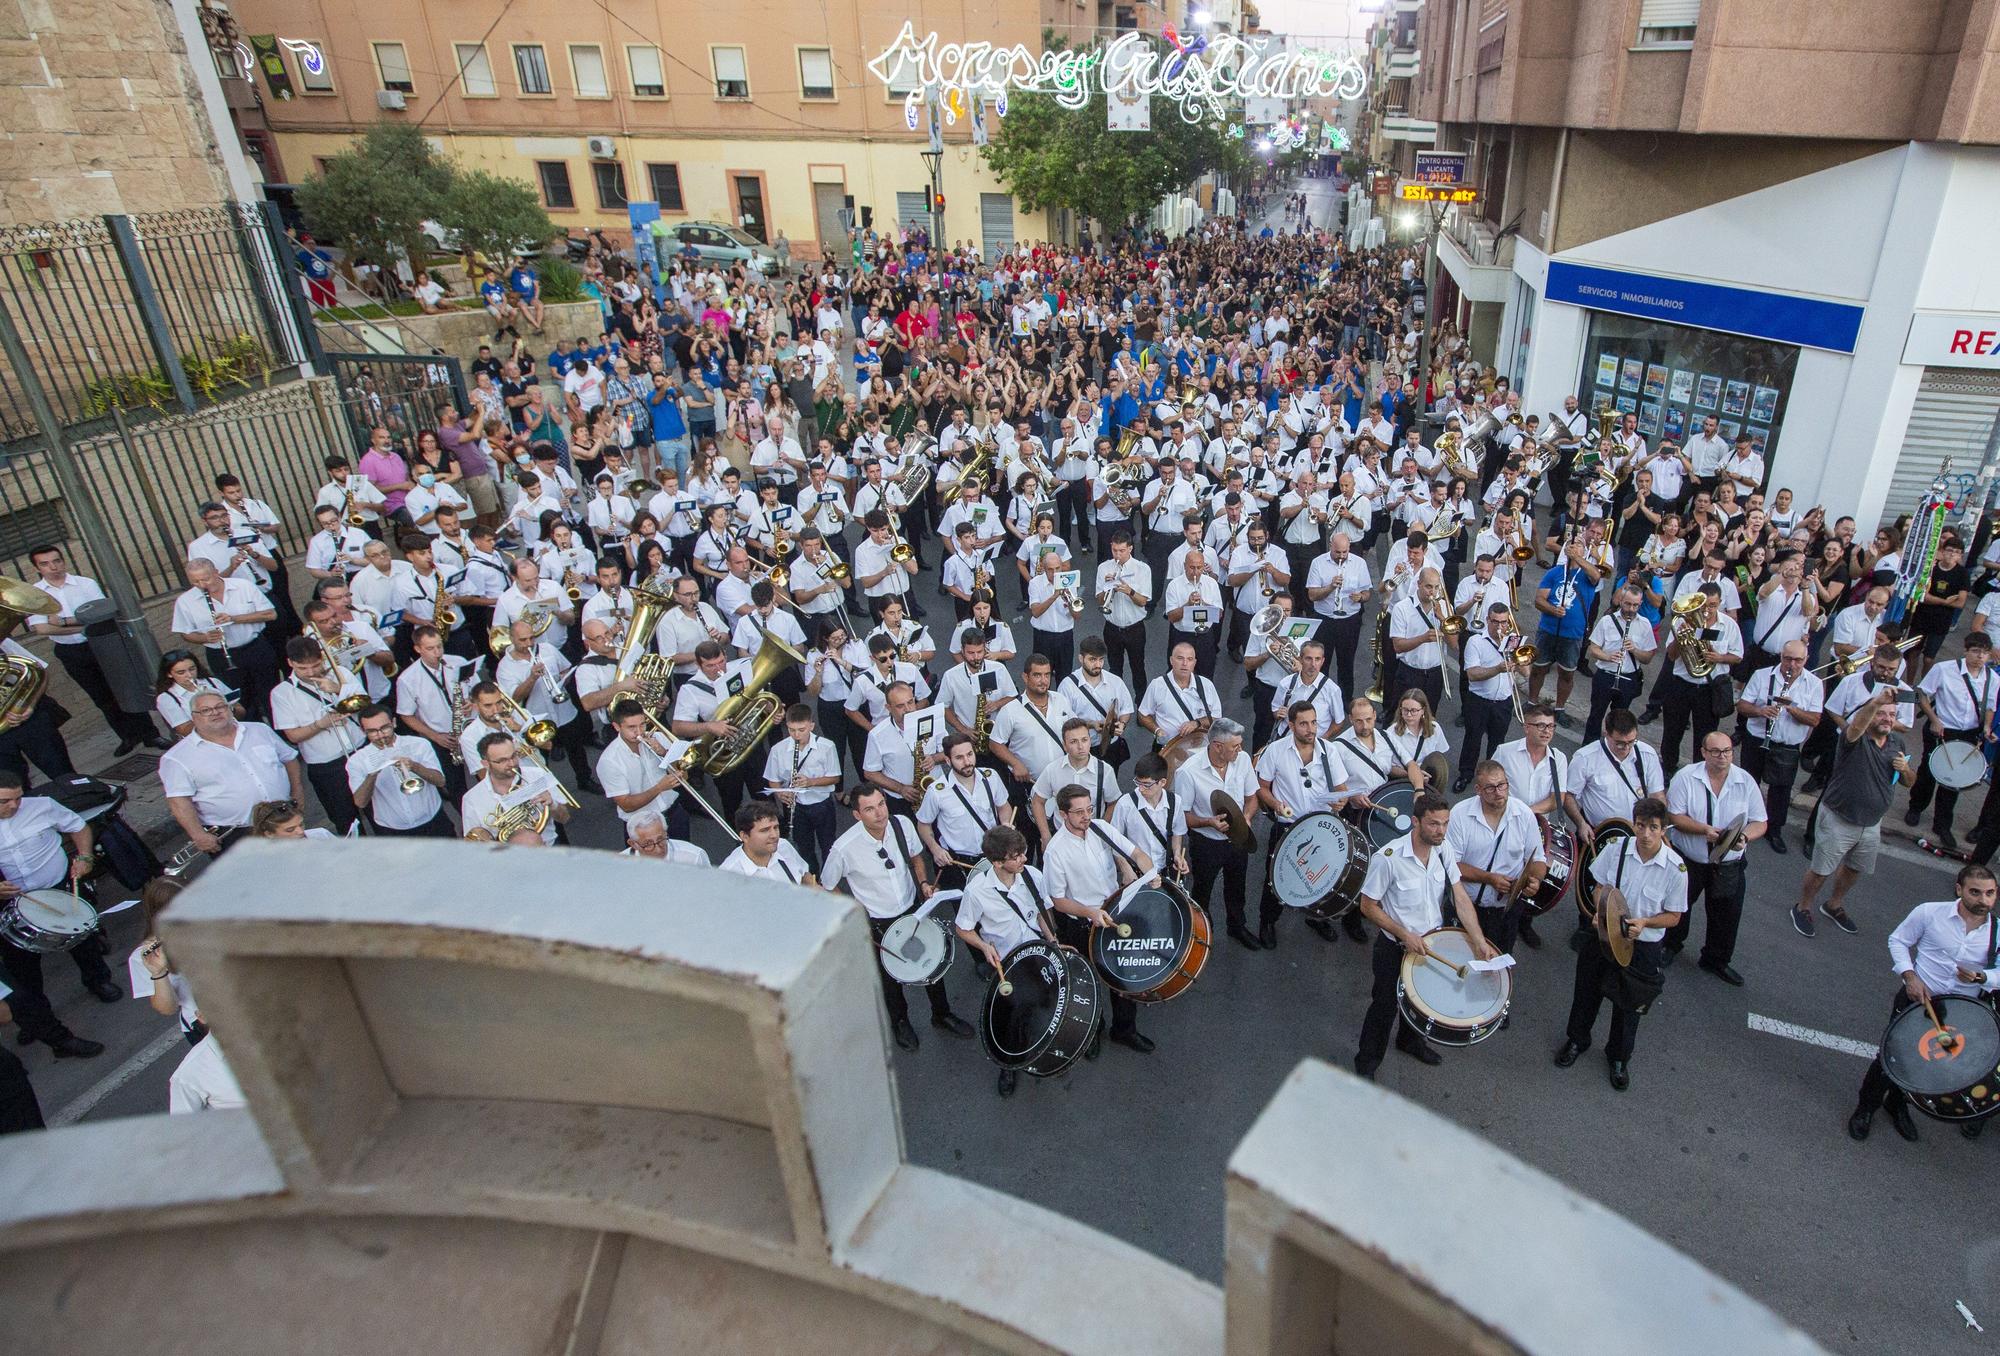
[1353, 781, 1419, 852]
[1090, 883, 1211, 1004]
[1575, 818, 1634, 922]
[878, 913, 955, 986]
[1526, 821, 1576, 916]
[1269, 812, 1369, 920]
[982, 941, 1101, 1077]
[1882, 994, 2000, 1122]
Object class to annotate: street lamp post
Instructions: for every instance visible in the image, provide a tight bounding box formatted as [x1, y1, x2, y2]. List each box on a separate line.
[920, 148, 944, 249]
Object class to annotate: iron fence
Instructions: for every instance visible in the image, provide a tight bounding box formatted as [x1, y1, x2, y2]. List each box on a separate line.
[0, 377, 362, 598]
[0, 204, 314, 448]
[325, 351, 468, 454]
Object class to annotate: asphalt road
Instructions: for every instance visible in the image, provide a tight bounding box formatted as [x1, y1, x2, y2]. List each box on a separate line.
[18, 180, 1984, 1354]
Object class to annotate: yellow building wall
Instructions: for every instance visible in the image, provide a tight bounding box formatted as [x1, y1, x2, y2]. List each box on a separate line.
[275, 131, 1048, 258]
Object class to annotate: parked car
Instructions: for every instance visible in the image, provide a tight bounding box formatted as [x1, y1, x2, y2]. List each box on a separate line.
[651, 220, 779, 273]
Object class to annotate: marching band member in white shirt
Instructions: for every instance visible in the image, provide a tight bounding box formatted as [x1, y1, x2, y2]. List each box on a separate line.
[1028, 718, 1118, 845]
[1445, 760, 1548, 954]
[625, 808, 710, 865]
[1735, 639, 1823, 855]
[1255, 701, 1356, 946]
[861, 680, 945, 817]
[1163, 549, 1225, 678]
[1093, 530, 1153, 690]
[656, 575, 733, 678]
[303, 504, 371, 582]
[268, 636, 367, 834]
[821, 784, 974, 1051]
[1269, 641, 1343, 737]
[597, 699, 688, 835]
[460, 728, 567, 845]
[762, 704, 842, 872]
[160, 691, 303, 854]
[585, 476, 637, 546]
[1663, 732, 1767, 984]
[1139, 641, 1222, 758]
[1564, 708, 1667, 856]
[1044, 787, 1158, 1055]
[494, 557, 574, 653]
[953, 823, 1058, 1097]
[347, 703, 450, 836]
[718, 800, 815, 882]
[934, 633, 1017, 745]
[495, 617, 598, 796]
[919, 732, 1013, 891]
[1173, 717, 1261, 948]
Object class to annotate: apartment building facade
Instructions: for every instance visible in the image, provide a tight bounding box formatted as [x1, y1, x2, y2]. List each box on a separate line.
[1364, 0, 2000, 532]
[220, 0, 1128, 261]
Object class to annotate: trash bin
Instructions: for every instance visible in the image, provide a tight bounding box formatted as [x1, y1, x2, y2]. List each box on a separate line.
[74, 597, 156, 715]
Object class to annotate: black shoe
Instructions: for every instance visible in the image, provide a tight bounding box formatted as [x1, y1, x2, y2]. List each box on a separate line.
[1304, 917, 1338, 943]
[1238, 683, 1254, 700]
[1228, 925, 1264, 951]
[1847, 1108, 1873, 1141]
[1767, 831, 1789, 855]
[144, 735, 174, 752]
[1801, 774, 1827, 795]
[1823, 907, 1859, 936]
[15, 1029, 32, 1047]
[1397, 1038, 1442, 1067]
[1569, 925, 1589, 955]
[1258, 921, 1278, 948]
[47, 1032, 105, 1059]
[1904, 809, 1921, 827]
[1342, 911, 1369, 943]
[113, 736, 139, 756]
[1791, 908, 1817, 938]
[1451, 774, 1471, 794]
[1553, 1040, 1584, 1068]
[1109, 1029, 1155, 1054]
[1608, 1059, 1630, 1091]
[931, 1013, 975, 1039]
[1963, 1119, 1986, 1140]
[1661, 942, 1683, 966]
[1889, 1103, 1920, 1142]
[1698, 958, 1744, 987]
[1085, 1029, 1103, 1061]
[1637, 706, 1662, 724]
[997, 1068, 1018, 1097]
[1935, 830, 1963, 856]
[1353, 1057, 1379, 1081]
[85, 977, 122, 1004]
[1517, 916, 1542, 949]
[892, 1017, 920, 1052]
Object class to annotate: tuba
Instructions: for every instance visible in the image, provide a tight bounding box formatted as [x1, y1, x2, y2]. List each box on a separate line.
[893, 432, 934, 502]
[1669, 592, 1714, 679]
[685, 628, 805, 775]
[614, 582, 677, 709]
[0, 576, 59, 725]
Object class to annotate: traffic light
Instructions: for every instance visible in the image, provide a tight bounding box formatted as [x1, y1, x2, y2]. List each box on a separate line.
[932, 192, 946, 213]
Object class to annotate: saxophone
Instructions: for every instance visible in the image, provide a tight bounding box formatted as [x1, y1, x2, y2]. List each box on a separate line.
[972, 688, 992, 754]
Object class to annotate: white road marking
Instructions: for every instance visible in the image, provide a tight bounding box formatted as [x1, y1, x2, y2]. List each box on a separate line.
[1746, 1013, 1876, 1060]
[48, 1027, 184, 1126]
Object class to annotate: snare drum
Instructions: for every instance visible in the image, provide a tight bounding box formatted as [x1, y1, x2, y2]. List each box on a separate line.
[1090, 884, 1211, 1003]
[1269, 812, 1368, 920]
[982, 941, 1101, 1077]
[1928, 740, 1989, 791]
[1353, 782, 1418, 852]
[1397, 927, 1510, 1046]
[1882, 994, 2000, 1122]
[1526, 821, 1576, 916]
[0, 886, 99, 954]
[1577, 818, 1634, 921]
[878, 914, 955, 985]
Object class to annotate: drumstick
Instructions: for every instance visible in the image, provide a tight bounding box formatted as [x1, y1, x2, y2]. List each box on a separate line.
[997, 979, 1013, 996]
[1421, 947, 1468, 979]
[1921, 994, 1961, 1051]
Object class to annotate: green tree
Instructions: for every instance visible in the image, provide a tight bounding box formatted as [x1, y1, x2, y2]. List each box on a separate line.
[295, 122, 453, 284]
[436, 169, 557, 263]
[979, 86, 1249, 230]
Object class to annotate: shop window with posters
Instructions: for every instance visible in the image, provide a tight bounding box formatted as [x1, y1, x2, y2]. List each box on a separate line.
[1578, 313, 1797, 484]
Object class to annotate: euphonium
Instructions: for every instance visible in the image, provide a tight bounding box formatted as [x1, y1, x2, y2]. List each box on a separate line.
[1669, 592, 1714, 679]
[686, 628, 805, 775]
[613, 581, 677, 709]
[0, 576, 59, 726]
[1249, 603, 1301, 674]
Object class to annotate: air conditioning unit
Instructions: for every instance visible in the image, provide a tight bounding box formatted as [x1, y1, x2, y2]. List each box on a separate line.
[587, 136, 617, 159]
[376, 89, 407, 110]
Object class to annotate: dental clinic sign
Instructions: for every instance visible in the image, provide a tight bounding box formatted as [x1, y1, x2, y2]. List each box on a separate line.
[866, 21, 1368, 126]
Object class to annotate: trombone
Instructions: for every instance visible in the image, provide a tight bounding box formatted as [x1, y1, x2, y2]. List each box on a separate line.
[496, 690, 581, 809]
[639, 708, 740, 841]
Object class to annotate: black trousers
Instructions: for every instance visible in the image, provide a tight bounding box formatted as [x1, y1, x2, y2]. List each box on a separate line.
[1855, 989, 1921, 1117]
[1740, 739, 1803, 836]
[1356, 933, 1430, 1073]
[1255, 820, 1300, 930]
[1583, 668, 1642, 743]
[1396, 660, 1444, 715]
[1031, 628, 1074, 679]
[1, 926, 109, 1044]
[551, 715, 598, 790]
[788, 796, 838, 873]
[207, 634, 280, 725]
[371, 806, 456, 837]
[1909, 723, 1980, 835]
[1474, 895, 1528, 955]
[303, 757, 360, 835]
[53, 643, 156, 744]
[1227, 605, 1253, 664]
[0, 1046, 42, 1134]
[870, 914, 956, 1027]
[1056, 912, 1137, 1036]
[1251, 680, 1282, 753]
[1283, 541, 1318, 614]
[1667, 858, 1745, 964]
[1175, 626, 1221, 679]
[1104, 620, 1148, 692]
[1458, 692, 1511, 779]
[1566, 935, 1663, 1061]
[0, 705, 74, 785]
[1189, 831, 1249, 931]
[1659, 673, 1722, 777]
[1052, 481, 1086, 545]
[1322, 611, 1365, 699]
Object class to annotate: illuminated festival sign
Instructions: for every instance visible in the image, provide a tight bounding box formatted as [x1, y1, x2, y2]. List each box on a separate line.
[866, 21, 1369, 126]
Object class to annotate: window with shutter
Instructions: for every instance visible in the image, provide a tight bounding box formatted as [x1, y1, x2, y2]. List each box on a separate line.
[454, 43, 495, 97]
[1637, 0, 1701, 45]
[571, 45, 608, 99]
[799, 48, 834, 100]
[373, 42, 413, 93]
[713, 46, 749, 99]
[628, 46, 665, 97]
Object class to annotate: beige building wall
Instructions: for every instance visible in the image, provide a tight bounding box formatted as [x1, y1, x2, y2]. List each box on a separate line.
[0, 0, 234, 223]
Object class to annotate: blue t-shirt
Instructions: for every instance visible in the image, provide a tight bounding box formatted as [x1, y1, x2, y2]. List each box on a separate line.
[479, 278, 506, 307]
[509, 267, 538, 299]
[1613, 571, 1663, 628]
[1537, 564, 1597, 640]
[650, 387, 687, 441]
[297, 248, 333, 281]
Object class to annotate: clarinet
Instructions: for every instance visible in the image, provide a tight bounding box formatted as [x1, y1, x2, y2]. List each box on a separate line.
[782, 738, 806, 836]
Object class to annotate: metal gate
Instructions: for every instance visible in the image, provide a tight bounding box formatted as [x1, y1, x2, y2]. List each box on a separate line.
[895, 191, 930, 242]
[1886, 368, 2000, 522]
[325, 351, 468, 454]
[980, 193, 1015, 260]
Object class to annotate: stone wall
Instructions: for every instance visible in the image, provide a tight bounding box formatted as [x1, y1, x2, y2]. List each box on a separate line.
[316, 300, 608, 372]
[0, 0, 234, 223]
